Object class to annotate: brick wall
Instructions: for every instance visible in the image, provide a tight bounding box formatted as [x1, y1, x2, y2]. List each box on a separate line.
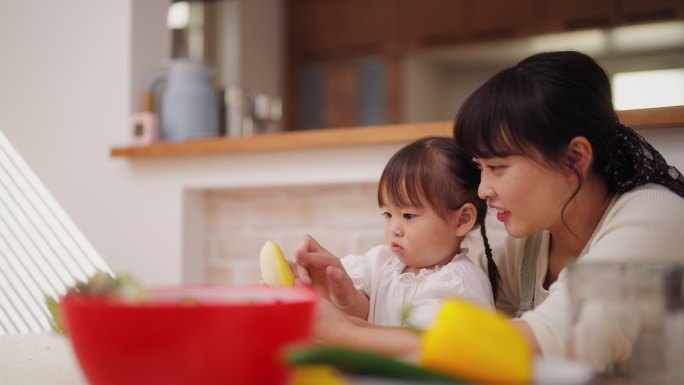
[201, 181, 506, 285]
[203, 182, 386, 284]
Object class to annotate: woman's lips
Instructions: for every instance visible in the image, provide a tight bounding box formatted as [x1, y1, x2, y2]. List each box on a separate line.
[496, 210, 510, 222]
[490, 204, 510, 222]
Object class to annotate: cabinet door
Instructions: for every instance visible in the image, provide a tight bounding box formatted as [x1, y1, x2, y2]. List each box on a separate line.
[619, 0, 684, 24]
[324, 60, 358, 128]
[338, 0, 396, 51]
[538, 0, 619, 32]
[296, 63, 325, 130]
[398, 0, 469, 48]
[357, 56, 389, 126]
[468, 0, 539, 41]
[293, 56, 393, 130]
[287, 0, 340, 56]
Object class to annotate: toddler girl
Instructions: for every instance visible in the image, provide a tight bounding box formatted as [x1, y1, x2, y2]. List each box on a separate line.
[296, 136, 499, 329]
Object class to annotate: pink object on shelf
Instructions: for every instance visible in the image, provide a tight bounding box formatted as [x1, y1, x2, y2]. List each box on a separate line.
[129, 112, 159, 146]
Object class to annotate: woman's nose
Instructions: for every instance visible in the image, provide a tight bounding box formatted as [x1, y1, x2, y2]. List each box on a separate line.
[478, 182, 494, 200]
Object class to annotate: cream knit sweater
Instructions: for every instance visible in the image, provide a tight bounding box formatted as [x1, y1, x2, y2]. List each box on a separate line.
[470, 184, 684, 371]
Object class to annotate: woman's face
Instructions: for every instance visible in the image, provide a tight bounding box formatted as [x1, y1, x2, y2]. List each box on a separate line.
[474, 155, 576, 238]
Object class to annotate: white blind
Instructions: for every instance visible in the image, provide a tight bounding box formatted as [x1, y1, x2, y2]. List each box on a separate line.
[0, 131, 110, 335]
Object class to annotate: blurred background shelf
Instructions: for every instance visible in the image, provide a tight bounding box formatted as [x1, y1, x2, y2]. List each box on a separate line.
[111, 105, 684, 158]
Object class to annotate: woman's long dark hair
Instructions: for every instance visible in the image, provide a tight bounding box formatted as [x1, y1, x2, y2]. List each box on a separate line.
[454, 51, 620, 234]
[455, 51, 617, 176]
[378, 137, 500, 301]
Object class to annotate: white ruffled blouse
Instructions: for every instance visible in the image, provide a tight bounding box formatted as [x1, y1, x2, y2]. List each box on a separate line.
[341, 245, 495, 330]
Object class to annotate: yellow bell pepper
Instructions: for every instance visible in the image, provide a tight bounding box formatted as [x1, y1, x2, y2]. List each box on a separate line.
[420, 299, 531, 384]
[288, 365, 348, 385]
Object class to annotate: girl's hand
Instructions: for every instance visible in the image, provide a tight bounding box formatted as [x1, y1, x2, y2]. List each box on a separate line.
[294, 234, 344, 298]
[288, 260, 313, 286]
[295, 234, 369, 318]
[326, 266, 369, 319]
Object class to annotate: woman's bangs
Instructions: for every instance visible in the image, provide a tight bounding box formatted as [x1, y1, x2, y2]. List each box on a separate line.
[456, 107, 529, 159]
[455, 72, 537, 159]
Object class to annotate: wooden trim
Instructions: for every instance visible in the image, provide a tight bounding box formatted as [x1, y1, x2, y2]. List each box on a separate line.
[615, 105, 684, 128]
[111, 105, 684, 158]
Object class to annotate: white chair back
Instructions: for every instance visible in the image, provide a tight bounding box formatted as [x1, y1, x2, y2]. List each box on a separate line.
[0, 131, 110, 335]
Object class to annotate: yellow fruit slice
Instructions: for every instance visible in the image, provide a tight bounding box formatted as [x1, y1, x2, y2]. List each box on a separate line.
[260, 240, 295, 287]
[420, 300, 531, 385]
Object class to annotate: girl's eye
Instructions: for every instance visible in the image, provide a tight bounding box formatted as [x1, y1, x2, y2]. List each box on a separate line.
[402, 213, 416, 220]
[488, 165, 505, 172]
[381, 212, 391, 219]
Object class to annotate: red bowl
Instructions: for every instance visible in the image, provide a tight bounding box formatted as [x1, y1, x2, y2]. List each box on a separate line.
[61, 285, 316, 385]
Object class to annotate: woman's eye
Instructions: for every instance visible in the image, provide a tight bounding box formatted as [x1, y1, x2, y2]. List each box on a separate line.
[488, 165, 505, 172]
[402, 213, 416, 220]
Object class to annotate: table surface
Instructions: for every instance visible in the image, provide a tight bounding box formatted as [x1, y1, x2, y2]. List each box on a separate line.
[0, 332, 641, 385]
[0, 332, 87, 385]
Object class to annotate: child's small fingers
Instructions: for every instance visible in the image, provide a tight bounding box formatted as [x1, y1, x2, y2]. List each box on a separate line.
[290, 261, 313, 286]
[327, 267, 355, 306]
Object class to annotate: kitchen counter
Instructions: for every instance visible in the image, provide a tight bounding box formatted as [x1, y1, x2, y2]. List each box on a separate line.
[110, 105, 684, 158]
[0, 332, 648, 385]
[0, 332, 87, 385]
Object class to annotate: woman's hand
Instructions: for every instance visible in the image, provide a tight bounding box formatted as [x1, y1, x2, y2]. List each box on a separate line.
[312, 298, 358, 344]
[313, 298, 421, 357]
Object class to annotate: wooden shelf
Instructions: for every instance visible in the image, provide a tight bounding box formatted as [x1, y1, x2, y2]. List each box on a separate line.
[111, 105, 684, 158]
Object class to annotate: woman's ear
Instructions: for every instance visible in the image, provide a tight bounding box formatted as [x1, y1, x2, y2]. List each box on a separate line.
[566, 136, 593, 176]
[452, 203, 477, 236]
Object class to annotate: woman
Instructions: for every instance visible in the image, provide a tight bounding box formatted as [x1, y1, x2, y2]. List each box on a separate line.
[294, 51, 684, 370]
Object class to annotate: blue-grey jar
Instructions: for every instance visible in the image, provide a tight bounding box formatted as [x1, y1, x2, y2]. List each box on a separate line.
[161, 59, 218, 142]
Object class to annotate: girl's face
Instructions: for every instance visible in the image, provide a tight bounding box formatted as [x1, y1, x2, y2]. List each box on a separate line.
[381, 197, 462, 273]
[475, 155, 576, 238]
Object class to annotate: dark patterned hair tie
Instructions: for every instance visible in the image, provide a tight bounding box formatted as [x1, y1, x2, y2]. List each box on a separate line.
[603, 124, 684, 198]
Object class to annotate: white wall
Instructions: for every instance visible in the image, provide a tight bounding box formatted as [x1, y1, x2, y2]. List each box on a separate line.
[0, 0, 398, 287]
[0, 1, 683, 287]
[0, 0, 388, 287]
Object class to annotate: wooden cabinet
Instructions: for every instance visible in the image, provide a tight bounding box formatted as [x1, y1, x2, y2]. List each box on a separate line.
[337, 0, 396, 52]
[287, 0, 395, 58]
[537, 0, 619, 31]
[289, 56, 396, 130]
[468, 0, 539, 41]
[285, 0, 399, 130]
[537, 0, 684, 33]
[397, 0, 469, 47]
[323, 59, 358, 128]
[287, 0, 339, 56]
[285, 0, 684, 131]
[619, 0, 684, 23]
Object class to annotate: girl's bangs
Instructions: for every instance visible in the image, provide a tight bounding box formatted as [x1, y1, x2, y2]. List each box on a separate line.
[379, 166, 426, 209]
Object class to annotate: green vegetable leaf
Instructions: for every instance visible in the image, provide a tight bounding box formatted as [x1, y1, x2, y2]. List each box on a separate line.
[45, 294, 63, 334]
